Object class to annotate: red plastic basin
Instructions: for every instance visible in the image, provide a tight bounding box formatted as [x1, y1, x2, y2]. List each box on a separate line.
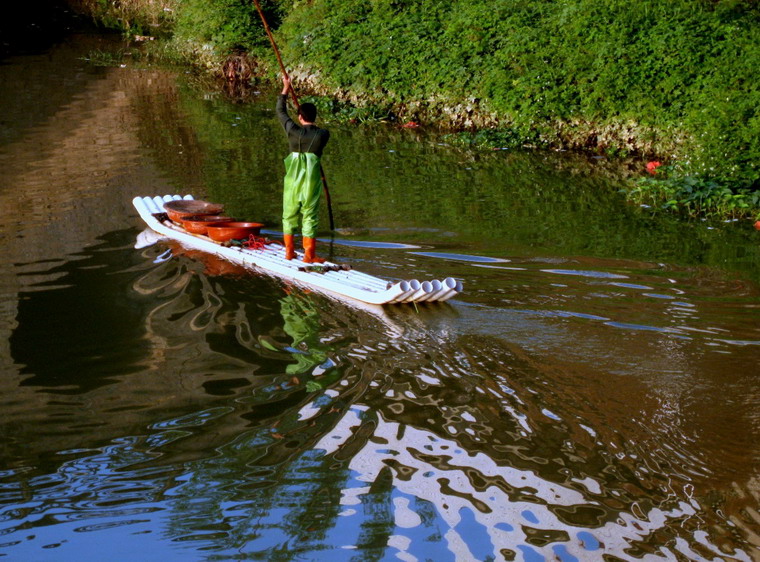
[205, 222, 264, 242]
[164, 200, 224, 223]
[178, 215, 235, 235]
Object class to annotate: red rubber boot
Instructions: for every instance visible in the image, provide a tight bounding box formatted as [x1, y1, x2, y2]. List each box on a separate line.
[302, 237, 325, 264]
[283, 234, 295, 260]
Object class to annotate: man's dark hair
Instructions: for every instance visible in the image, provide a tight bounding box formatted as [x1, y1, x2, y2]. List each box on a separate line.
[298, 103, 317, 123]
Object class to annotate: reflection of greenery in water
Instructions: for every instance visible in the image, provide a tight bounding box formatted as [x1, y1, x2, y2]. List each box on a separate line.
[3, 211, 758, 559]
[279, 293, 329, 380]
[4, 38, 760, 562]
[132, 77, 760, 283]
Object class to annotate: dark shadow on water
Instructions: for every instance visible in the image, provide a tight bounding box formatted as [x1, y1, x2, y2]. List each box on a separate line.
[10, 229, 153, 392]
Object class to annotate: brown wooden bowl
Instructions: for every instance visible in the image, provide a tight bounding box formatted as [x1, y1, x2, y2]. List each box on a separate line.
[164, 199, 224, 223]
[205, 222, 264, 242]
[178, 215, 236, 235]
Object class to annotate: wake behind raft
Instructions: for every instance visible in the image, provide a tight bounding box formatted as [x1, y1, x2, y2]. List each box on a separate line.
[133, 195, 463, 306]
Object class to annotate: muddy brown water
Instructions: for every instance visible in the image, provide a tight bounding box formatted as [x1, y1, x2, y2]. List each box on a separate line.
[1, 33, 759, 561]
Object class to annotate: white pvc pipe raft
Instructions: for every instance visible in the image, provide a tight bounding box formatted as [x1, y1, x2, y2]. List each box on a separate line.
[133, 195, 463, 306]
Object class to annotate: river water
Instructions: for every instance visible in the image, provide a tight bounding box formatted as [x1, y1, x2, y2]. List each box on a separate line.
[1, 32, 759, 561]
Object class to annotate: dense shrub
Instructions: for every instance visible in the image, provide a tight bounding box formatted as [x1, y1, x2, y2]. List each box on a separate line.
[631, 168, 760, 218]
[173, 0, 285, 54]
[278, 0, 760, 191]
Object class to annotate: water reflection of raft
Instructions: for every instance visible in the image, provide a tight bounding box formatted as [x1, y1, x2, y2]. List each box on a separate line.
[133, 195, 463, 306]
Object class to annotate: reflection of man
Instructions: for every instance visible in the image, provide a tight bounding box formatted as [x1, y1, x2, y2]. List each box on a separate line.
[277, 74, 330, 264]
[288, 292, 346, 391]
[259, 289, 339, 392]
[280, 291, 328, 377]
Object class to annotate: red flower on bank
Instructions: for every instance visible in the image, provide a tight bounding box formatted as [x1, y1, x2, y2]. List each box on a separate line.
[646, 161, 662, 175]
[401, 121, 420, 128]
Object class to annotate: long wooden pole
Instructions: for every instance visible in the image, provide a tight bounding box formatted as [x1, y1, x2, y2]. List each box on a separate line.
[252, 0, 335, 231]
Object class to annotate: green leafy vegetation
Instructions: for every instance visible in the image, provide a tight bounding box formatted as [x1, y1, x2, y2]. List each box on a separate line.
[173, 0, 283, 55]
[631, 168, 760, 219]
[300, 95, 393, 124]
[71, 0, 760, 219]
[276, 0, 760, 217]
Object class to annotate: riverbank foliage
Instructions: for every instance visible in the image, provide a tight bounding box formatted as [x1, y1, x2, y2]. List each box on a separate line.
[72, 0, 760, 219]
[68, 0, 178, 35]
[280, 1, 759, 182]
[631, 170, 760, 219]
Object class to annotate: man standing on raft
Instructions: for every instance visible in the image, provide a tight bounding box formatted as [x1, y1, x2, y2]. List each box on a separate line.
[277, 74, 330, 263]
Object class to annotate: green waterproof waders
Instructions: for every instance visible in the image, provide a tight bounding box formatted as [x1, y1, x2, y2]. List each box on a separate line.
[282, 152, 322, 238]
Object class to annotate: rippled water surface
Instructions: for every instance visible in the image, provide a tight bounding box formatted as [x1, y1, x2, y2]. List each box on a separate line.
[1, 33, 759, 561]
